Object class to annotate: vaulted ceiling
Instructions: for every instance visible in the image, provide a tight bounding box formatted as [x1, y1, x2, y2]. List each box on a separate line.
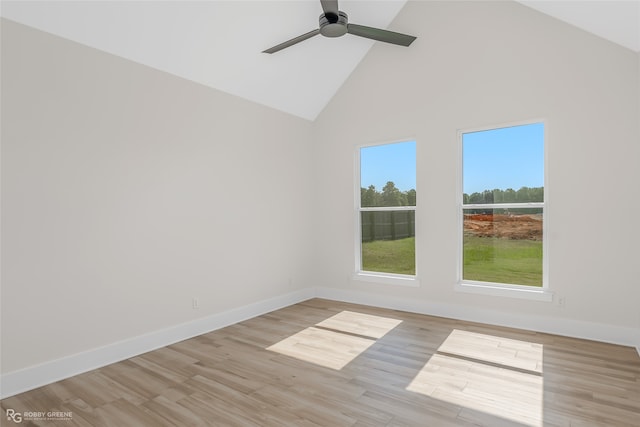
[2, 1, 638, 121]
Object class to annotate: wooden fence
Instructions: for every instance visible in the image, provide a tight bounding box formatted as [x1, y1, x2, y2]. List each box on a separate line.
[361, 210, 415, 242]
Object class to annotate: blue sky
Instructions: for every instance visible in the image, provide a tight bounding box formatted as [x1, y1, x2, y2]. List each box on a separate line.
[360, 123, 544, 194]
[463, 123, 544, 194]
[360, 141, 416, 192]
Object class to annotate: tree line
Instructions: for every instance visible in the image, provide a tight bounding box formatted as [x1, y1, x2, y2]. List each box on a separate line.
[463, 186, 543, 204]
[361, 182, 543, 207]
[361, 182, 416, 207]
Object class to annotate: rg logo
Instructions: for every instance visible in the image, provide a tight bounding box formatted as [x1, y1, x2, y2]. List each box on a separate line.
[5, 409, 23, 423]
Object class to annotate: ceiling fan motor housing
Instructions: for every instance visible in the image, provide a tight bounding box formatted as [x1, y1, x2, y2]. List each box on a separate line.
[262, 0, 416, 54]
[319, 11, 348, 37]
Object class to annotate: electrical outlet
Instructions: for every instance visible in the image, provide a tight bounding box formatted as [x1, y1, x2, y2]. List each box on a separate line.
[192, 298, 200, 309]
[558, 296, 565, 307]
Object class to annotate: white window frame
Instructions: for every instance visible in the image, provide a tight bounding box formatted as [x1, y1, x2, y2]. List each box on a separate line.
[353, 139, 419, 287]
[456, 120, 551, 301]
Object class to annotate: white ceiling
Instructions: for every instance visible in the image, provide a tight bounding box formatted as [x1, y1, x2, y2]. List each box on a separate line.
[519, 0, 639, 53]
[2, 1, 638, 121]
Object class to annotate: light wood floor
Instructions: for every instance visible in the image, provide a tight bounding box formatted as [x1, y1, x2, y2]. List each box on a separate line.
[2, 298, 639, 426]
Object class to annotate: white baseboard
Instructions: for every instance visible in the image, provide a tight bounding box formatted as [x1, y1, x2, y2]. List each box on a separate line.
[2, 285, 638, 399]
[0, 288, 315, 399]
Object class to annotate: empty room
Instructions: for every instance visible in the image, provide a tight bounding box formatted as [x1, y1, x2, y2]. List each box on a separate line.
[1, 0, 639, 426]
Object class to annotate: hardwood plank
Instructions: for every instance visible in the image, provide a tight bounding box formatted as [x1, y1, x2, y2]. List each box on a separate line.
[2, 298, 639, 426]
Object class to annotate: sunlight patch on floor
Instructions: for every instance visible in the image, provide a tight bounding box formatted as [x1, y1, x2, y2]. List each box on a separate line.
[407, 329, 544, 427]
[315, 310, 403, 339]
[438, 329, 543, 373]
[267, 311, 402, 370]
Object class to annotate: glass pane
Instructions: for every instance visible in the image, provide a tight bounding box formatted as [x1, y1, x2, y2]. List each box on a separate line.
[463, 208, 542, 286]
[361, 141, 416, 207]
[361, 210, 415, 275]
[463, 123, 543, 204]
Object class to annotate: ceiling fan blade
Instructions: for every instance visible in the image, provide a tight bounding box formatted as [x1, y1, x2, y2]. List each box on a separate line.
[262, 29, 321, 54]
[347, 23, 416, 47]
[320, 0, 339, 16]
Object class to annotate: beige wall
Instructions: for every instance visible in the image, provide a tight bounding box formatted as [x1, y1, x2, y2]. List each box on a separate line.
[312, 1, 640, 329]
[1, 19, 314, 373]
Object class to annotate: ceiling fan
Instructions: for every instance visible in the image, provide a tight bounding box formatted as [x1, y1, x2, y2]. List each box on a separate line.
[263, 0, 416, 54]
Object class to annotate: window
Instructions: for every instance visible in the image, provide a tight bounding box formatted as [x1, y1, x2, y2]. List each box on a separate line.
[459, 122, 548, 297]
[356, 141, 417, 283]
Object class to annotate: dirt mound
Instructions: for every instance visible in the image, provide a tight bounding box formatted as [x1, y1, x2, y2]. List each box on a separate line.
[464, 214, 542, 240]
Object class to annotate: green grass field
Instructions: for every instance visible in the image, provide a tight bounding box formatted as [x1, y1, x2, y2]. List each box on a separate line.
[361, 235, 542, 286]
[362, 237, 415, 275]
[463, 235, 542, 286]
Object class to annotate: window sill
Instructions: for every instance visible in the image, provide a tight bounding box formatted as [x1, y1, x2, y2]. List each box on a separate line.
[353, 272, 420, 287]
[455, 281, 553, 301]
